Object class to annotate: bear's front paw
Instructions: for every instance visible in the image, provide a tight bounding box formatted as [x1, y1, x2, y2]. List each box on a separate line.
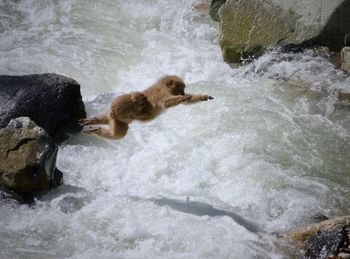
[203, 95, 214, 101]
[78, 118, 89, 126]
[83, 127, 101, 134]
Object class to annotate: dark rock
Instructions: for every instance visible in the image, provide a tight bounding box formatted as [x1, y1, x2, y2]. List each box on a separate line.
[304, 225, 349, 259]
[288, 215, 350, 259]
[330, 52, 342, 68]
[279, 43, 305, 54]
[209, 0, 226, 21]
[0, 186, 24, 203]
[310, 213, 330, 223]
[310, 1, 350, 53]
[0, 117, 63, 197]
[0, 73, 86, 143]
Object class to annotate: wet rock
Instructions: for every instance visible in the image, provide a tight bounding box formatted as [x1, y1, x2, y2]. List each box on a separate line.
[304, 226, 348, 259]
[330, 52, 342, 69]
[311, 213, 330, 223]
[193, 2, 210, 14]
[0, 186, 23, 203]
[341, 47, 350, 73]
[36, 184, 93, 213]
[287, 215, 350, 259]
[0, 73, 86, 143]
[58, 195, 88, 214]
[218, 0, 350, 64]
[0, 117, 63, 197]
[279, 43, 305, 54]
[338, 253, 350, 259]
[209, 0, 226, 21]
[337, 91, 350, 103]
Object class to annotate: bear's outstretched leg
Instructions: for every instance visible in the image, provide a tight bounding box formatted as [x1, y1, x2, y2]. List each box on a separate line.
[84, 119, 128, 140]
[79, 113, 109, 126]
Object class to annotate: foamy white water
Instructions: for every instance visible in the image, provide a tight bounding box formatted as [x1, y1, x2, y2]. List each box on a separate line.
[1, 1, 350, 258]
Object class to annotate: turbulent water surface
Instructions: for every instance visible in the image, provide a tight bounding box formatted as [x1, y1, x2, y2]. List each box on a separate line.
[1, 1, 350, 258]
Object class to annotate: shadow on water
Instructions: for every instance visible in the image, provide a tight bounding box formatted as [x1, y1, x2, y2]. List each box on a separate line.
[147, 197, 261, 233]
[36, 184, 93, 214]
[0, 184, 93, 214]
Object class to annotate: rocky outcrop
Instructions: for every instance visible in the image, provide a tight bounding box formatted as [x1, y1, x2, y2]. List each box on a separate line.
[217, 0, 350, 63]
[287, 215, 350, 259]
[0, 117, 63, 196]
[0, 73, 86, 143]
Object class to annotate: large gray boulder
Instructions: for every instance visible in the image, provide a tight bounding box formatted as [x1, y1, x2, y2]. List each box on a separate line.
[0, 73, 86, 143]
[218, 0, 350, 63]
[0, 117, 62, 196]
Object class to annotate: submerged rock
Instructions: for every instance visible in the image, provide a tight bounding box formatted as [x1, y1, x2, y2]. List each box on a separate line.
[218, 0, 350, 64]
[36, 184, 93, 213]
[287, 215, 350, 259]
[0, 187, 24, 203]
[338, 91, 350, 103]
[0, 117, 63, 196]
[193, 2, 210, 14]
[0, 73, 86, 143]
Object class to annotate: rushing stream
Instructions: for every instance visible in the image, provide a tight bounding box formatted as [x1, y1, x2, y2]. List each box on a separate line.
[1, 1, 350, 258]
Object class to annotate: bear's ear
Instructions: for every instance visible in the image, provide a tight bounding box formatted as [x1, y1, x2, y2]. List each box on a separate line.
[165, 79, 174, 87]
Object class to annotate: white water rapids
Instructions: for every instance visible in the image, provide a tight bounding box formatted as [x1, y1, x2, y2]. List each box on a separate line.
[1, 1, 350, 258]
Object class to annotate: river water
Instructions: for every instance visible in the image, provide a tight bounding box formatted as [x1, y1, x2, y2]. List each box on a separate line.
[1, 1, 350, 258]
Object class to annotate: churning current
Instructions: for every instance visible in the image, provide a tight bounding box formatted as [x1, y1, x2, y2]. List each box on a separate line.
[1, 0, 350, 258]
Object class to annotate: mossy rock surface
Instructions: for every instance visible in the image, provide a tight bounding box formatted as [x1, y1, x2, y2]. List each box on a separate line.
[219, 0, 350, 64]
[0, 117, 62, 195]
